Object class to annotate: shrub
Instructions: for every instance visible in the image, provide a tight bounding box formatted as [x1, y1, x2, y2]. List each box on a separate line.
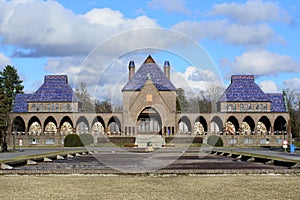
[64, 134, 83, 147]
[79, 133, 94, 146]
[207, 135, 223, 147]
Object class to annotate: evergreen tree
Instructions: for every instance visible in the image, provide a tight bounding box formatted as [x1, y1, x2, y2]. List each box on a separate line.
[0, 65, 24, 151]
[176, 88, 188, 112]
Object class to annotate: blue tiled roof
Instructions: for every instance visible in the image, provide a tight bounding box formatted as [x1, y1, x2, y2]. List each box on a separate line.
[12, 94, 31, 112]
[28, 75, 80, 102]
[267, 93, 287, 112]
[220, 75, 287, 113]
[122, 56, 176, 91]
[220, 75, 270, 102]
[12, 75, 80, 112]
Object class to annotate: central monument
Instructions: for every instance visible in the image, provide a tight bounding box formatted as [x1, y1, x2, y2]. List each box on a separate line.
[122, 55, 177, 141]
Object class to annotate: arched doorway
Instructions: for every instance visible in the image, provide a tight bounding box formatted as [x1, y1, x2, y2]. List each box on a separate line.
[241, 116, 255, 135]
[12, 116, 26, 134]
[44, 116, 57, 135]
[258, 116, 271, 135]
[274, 116, 287, 135]
[107, 116, 121, 135]
[226, 116, 239, 135]
[28, 116, 42, 135]
[137, 107, 162, 135]
[194, 116, 207, 135]
[92, 116, 105, 137]
[76, 116, 89, 134]
[178, 116, 191, 134]
[59, 116, 74, 135]
[210, 116, 223, 134]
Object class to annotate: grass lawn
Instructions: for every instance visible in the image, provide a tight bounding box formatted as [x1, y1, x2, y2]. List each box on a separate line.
[0, 175, 299, 200]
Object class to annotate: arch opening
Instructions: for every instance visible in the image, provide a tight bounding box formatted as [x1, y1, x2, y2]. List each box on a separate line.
[194, 116, 207, 135]
[12, 116, 26, 134]
[137, 107, 162, 135]
[210, 116, 223, 134]
[108, 116, 121, 135]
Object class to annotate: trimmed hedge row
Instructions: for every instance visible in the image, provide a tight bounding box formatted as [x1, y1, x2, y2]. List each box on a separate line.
[165, 137, 203, 144]
[64, 134, 94, 147]
[98, 137, 135, 144]
[207, 135, 224, 147]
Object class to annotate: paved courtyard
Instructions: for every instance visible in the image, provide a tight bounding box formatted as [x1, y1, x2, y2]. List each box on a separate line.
[10, 151, 287, 173]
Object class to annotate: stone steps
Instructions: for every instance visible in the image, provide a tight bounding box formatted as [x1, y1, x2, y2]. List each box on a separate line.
[135, 135, 165, 148]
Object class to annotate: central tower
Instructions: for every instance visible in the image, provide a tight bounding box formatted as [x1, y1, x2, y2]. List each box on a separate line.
[122, 55, 177, 136]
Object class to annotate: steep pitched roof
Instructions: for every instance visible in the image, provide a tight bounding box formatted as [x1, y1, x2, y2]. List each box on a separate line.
[12, 94, 32, 112]
[27, 75, 80, 102]
[122, 55, 176, 91]
[220, 75, 271, 102]
[267, 93, 287, 112]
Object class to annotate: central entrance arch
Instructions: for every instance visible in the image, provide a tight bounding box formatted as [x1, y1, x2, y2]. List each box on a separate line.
[137, 107, 162, 135]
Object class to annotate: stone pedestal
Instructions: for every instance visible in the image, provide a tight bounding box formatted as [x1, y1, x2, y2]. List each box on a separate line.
[135, 135, 165, 148]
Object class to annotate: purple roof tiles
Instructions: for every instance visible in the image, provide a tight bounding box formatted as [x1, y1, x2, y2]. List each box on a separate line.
[220, 75, 287, 112]
[12, 75, 80, 112]
[122, 55, 176, 91]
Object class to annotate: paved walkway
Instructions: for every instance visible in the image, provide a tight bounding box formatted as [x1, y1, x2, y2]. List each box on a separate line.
[217, 147, 300, 161]
[0, 146, 299, 162]
[0, 147, 85, 161]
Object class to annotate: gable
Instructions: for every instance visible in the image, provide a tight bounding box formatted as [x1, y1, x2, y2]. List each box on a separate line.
[122, 56, 176, 91]
[127, 79, 176, 116]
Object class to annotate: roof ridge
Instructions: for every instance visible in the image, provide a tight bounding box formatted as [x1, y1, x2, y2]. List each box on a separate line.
[122, 56, 176, 91]
[144, 55, 155, 64]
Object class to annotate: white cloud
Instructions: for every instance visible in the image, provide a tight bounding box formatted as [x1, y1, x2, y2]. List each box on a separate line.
[172, 0, 291, 47]
[224, 50, 300, 76]
[283, 77, 300, 91]
[172, 20, 279, 47]
[0, 52, 11, 68]
[147, 0, 190, 14]
[44, 54, 142, 103]
[171, 66, 222, 93]
[211, 0, 292, 24]
[0, 0, 159, 57]
[259, 80, 279, 93]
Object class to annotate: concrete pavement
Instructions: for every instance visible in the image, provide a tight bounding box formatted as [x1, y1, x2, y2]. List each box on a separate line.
[0, 146, 299, 162]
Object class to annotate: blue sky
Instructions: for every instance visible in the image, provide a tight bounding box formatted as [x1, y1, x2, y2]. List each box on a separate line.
[0, 0, 300, 101]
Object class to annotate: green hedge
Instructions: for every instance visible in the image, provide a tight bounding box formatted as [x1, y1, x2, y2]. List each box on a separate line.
[64, 134, 83, 147]
[165, 137, 203, 144]
[207, 135, 223, 147]
[64, 134, 94, 147]
[79, 133, 94, 146]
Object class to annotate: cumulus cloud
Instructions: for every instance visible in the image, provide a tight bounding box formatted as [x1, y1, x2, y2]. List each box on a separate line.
[172, 20, 278, 47]
[223, 50, 300, 76]
[283, 77, 300, 91]
[211, 0, 292, 24]
[172, 0, 291, 47]
[147, 0, 190, 14]
[0, 0, 159, 57]
[44, 53, 147, 104]
[0, 52, 11, 68]
[171, 66, 222, 93]
[259, 80, 279, 93]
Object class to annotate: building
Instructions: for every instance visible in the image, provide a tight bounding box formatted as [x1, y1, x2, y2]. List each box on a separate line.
[8, 55, 290, 146]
